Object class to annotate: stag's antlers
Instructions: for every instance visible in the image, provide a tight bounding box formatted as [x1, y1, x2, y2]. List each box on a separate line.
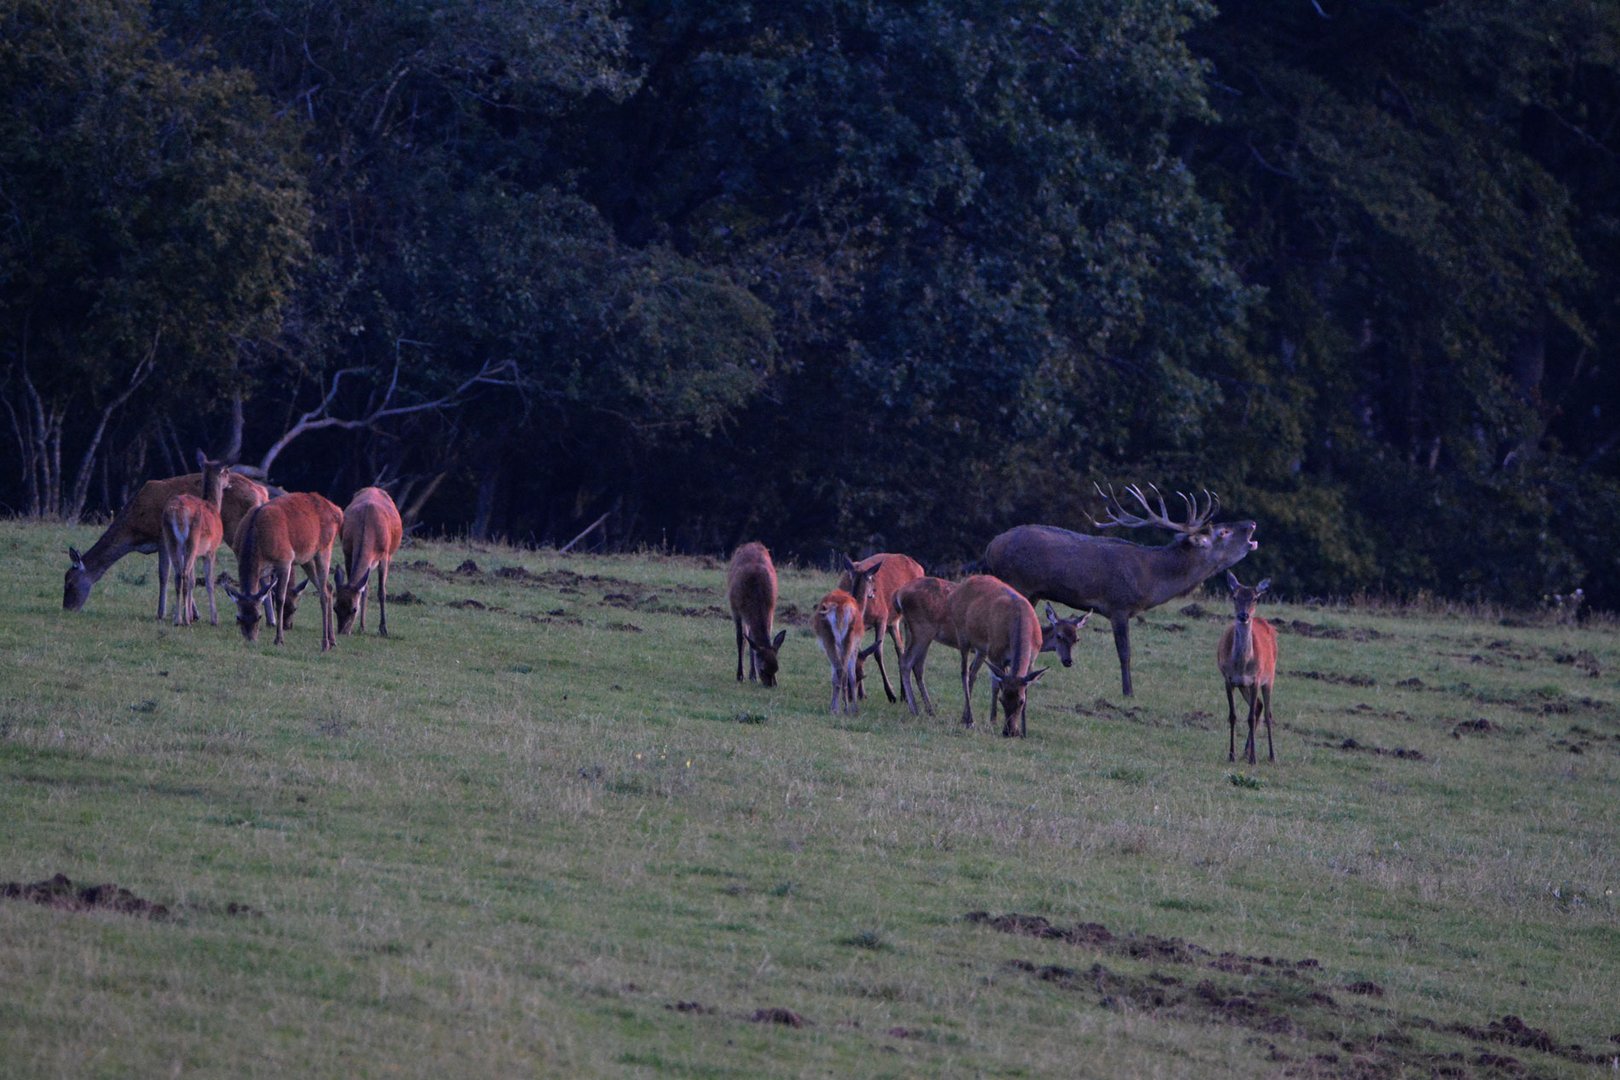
[1092, 483, 1220, 534]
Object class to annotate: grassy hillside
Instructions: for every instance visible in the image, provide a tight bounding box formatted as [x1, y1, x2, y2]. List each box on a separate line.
[2, 520, 1616, 1078]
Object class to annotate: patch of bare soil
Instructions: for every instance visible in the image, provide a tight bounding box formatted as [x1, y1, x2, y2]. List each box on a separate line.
[3, 873, 169, 919]
[1330, 738, 1426, 761]
[1282, 620, 1386, 641]
[1554, 650, 1603, 678]
[1293, 670, 1378, 687]
[750, 1007, 809, 1027]
[969, 911, 1612, 1074]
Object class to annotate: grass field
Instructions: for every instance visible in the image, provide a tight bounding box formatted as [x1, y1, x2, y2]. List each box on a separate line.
[2, 519, 1617, 1078]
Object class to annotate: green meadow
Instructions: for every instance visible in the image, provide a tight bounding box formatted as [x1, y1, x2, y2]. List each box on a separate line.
[2, 520, 1616, 1078]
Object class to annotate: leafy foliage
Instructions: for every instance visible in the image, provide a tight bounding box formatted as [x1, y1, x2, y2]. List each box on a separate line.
[3, 0, 1619, 606]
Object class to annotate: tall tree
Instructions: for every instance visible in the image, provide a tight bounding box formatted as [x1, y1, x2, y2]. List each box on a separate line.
[0, 0, 309, 517]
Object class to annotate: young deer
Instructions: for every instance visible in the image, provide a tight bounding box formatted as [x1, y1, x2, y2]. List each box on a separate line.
[813, 556, 882, 715]
[895, 579, 1087, 718]
[727, 542, 787, 686]
[226, 492, 344, 650]
[836, 553, 925, 703]
[159, 458, 230, 626]
[946, 575, 1047, 737]
[1217, 571, 1278, 764]
[333, 487, 403, 636]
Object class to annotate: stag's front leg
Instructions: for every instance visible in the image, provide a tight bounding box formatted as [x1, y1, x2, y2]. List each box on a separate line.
[1111, 615, 1134, 697]
[734, 616, 748, 682]
[156, 545, 172, 620]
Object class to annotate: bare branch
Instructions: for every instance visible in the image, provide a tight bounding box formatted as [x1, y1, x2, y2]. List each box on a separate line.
[254, 350, 520, 477]
[65, 334, 160, 520]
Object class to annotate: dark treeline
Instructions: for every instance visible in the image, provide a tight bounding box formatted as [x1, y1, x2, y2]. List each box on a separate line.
[3, 1, 1617, 608]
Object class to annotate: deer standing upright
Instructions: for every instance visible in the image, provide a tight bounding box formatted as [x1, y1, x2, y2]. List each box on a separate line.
[333, 487, 403, 636]
[159, 458, 230, 626]
[946, 575, 1047, 737]
[813, 556, 882, 715]
[985, 483, 1257, 697]
[63, 450, 268, 617]
[727, 542, 787, 686]
[226, 493, 343, 650]
[1217, 572, 1278, 764]
[836, 553, 924, 703]
[895, 577, 1087, 718]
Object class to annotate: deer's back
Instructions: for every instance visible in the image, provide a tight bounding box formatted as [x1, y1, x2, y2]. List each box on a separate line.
[838, 552, 924, 627]
[948, 575, 1040, 669]
[342, 488, 403, 562]
[248, 494, 342, 562]
[895, 577, 960, 648]
[727, 543, 778, 616]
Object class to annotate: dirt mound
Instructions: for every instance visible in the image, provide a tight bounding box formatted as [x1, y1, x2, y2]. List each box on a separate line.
[3, 873, 169, 919]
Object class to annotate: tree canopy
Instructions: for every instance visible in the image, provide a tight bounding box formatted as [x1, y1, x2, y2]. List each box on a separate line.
[3, 0, 1617, 608]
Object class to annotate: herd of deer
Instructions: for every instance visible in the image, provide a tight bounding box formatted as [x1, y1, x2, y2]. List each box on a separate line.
[728, 484, 1281, 762]
[60, 464, 1278, 763]
[63, 451, 402, 653]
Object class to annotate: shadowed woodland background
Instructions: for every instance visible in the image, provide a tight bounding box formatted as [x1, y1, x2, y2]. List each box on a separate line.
[3, 0, 1618, 608]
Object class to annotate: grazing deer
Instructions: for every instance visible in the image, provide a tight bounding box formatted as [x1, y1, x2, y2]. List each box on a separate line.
[813, 556, 882, 714]
[63, 451, 269, 617]
[225, 492, 343, 650]
[333, 487, 404, 636]
[946, 575, 1047, 737]
[727, 542, 787, 686]
[895, 578, 1088, 718]
[1217, 572, 1278, 764]
[985, 483, 1258, 697]
[836, 553, 925, 703]
[159, 458, 231, 626]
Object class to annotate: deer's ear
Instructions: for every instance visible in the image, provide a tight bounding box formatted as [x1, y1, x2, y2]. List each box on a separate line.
[1226, 571, 1240, 590]
[1187, 533, 1211, 549]
[1257, 578, 1271, 594]
[1026, 667, 1049, 685]
[771, 629, 787, 650]
[195, 448, 207, 469]
[68, 547, 84, 566]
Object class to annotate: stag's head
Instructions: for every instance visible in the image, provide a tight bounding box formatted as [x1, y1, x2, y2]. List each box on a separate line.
[745, 628, 789, 687]
[1094, 483, 1258, 570]
[63, 548, 92, 611]
[987, 660, 1047, 737]
[332, 566, 369, 635]
[226, 578, 276, 642]
[1042, 603, 1091, 668]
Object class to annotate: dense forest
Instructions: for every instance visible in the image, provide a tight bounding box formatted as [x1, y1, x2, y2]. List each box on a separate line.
[3, 0, 1617, 608]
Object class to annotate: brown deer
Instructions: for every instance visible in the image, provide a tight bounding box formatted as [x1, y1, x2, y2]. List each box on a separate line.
[726, 542, 787, 686]
[332, 487, 404, 636]
[985, 483, 1257, 697]
[225, 492, 343, 650]
[63, 451, 269, 617]
[946, 575, 1047, 737]
[1217, 572, 1278, 764]
[813, 556, 882, 714]
[895, 577, 1088, 718]
[159, 458, 230, 626]
[836, 552, 925, 703]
